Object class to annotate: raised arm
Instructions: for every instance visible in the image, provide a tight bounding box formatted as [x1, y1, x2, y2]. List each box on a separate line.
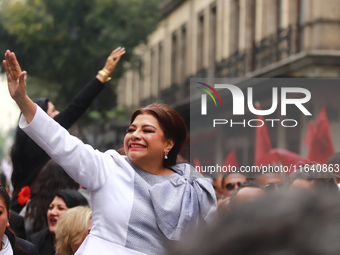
[4, 47, 125, 125]
[4, 49, 126, 196]
[3, 50, 36, 123]
[55, 47, 126, 128]
[3, 50, 119, 190]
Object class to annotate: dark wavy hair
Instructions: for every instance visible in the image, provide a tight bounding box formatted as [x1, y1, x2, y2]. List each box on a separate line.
[55, 189, 88, 208]
[25, 160, 79, 233]
[130, 103, 188, 167]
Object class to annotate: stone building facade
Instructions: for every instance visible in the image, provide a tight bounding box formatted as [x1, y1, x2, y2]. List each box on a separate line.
[117, 0, 340, 166]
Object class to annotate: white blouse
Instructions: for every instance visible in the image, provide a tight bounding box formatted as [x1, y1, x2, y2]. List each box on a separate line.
[0, 235, 13, 255]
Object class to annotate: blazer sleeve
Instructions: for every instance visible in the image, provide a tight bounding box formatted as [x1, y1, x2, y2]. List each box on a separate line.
[54, 78, 105, 129]
[19, 106, 114, 191]
[11, 78, 105, 194]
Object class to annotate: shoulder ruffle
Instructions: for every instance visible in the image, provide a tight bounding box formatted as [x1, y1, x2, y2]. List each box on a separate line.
[149, 164, 217, 241]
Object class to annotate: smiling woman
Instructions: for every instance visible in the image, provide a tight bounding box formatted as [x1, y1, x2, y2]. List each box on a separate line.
[124, 104, 187, 176]
[3, 50, 217, 255]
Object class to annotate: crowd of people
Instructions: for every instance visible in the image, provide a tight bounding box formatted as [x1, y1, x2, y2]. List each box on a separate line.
[2, 48, 340, 255]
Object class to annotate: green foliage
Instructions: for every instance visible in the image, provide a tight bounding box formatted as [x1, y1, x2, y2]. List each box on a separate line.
[0, 0, 161, 111]
[2, 0, 54, 46]
[88, 110, 102, 121]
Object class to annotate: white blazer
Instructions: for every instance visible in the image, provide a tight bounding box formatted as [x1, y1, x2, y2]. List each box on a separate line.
[20, 106, 217, 255]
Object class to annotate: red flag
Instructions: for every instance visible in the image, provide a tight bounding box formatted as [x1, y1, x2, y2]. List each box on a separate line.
[307, 107, 335, 164]
[303, 120, 315, 147]
[255, 105, 272, 166]
[222, 150, 239, 168]
[257, 148, 305, 173]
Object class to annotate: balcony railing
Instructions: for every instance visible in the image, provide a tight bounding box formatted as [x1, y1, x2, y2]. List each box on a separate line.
[215, 50, 246, 78]
[254, 26, 292, 70]
[147, 25, 296, 106]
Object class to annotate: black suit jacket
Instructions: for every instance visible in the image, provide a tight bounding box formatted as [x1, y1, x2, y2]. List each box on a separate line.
[16, 238, 39, 255]
[10, 210, 26, 240]
[28, 228, 54, 255]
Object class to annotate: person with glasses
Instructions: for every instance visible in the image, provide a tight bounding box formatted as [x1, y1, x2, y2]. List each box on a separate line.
[253, 171, 286, 193]
[221, 172, 248, 198]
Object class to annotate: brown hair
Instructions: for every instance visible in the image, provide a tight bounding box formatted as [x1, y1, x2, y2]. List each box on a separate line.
[130, 103, 188, 167]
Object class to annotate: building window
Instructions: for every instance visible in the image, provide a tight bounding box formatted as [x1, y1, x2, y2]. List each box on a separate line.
[247, 0, 256, 71]
[276, 0, 282, 29]
[197, 12, 204, 71]
[250, 0, 256, 71]
[231, 0, 240, 53]
[209, 4, 217, 73]
[171, 32, 178, 85]
[150, 48, 155, 97]
[158, 42, 163, 92]
[137, 57, 144, 101]
[180, 25, 187, 84]
[297, 0, 304, 52]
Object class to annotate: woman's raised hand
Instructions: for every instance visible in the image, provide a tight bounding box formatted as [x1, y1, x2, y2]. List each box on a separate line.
[103, 47, 126, 76]
[3, 50, 36, 123]
[3, 50, 27, 102]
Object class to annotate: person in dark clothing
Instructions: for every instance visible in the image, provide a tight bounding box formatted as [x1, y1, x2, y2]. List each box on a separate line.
[28, 228, 51, 255]
[0, 186, 38, 255]
[29, 189, 88, 255]
[10, 47, 125, 212]
[16, 238, 39, 255]
[9, 210, 26, 240]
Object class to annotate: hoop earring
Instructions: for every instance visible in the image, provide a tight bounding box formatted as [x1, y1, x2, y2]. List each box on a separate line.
[164, 151, 168, 160]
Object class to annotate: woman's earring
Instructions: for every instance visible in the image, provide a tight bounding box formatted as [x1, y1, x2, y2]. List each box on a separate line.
[164, 151, 168, 159]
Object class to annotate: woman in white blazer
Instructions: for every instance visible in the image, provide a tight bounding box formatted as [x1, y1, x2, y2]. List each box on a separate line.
[3, 50, 217, 255]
